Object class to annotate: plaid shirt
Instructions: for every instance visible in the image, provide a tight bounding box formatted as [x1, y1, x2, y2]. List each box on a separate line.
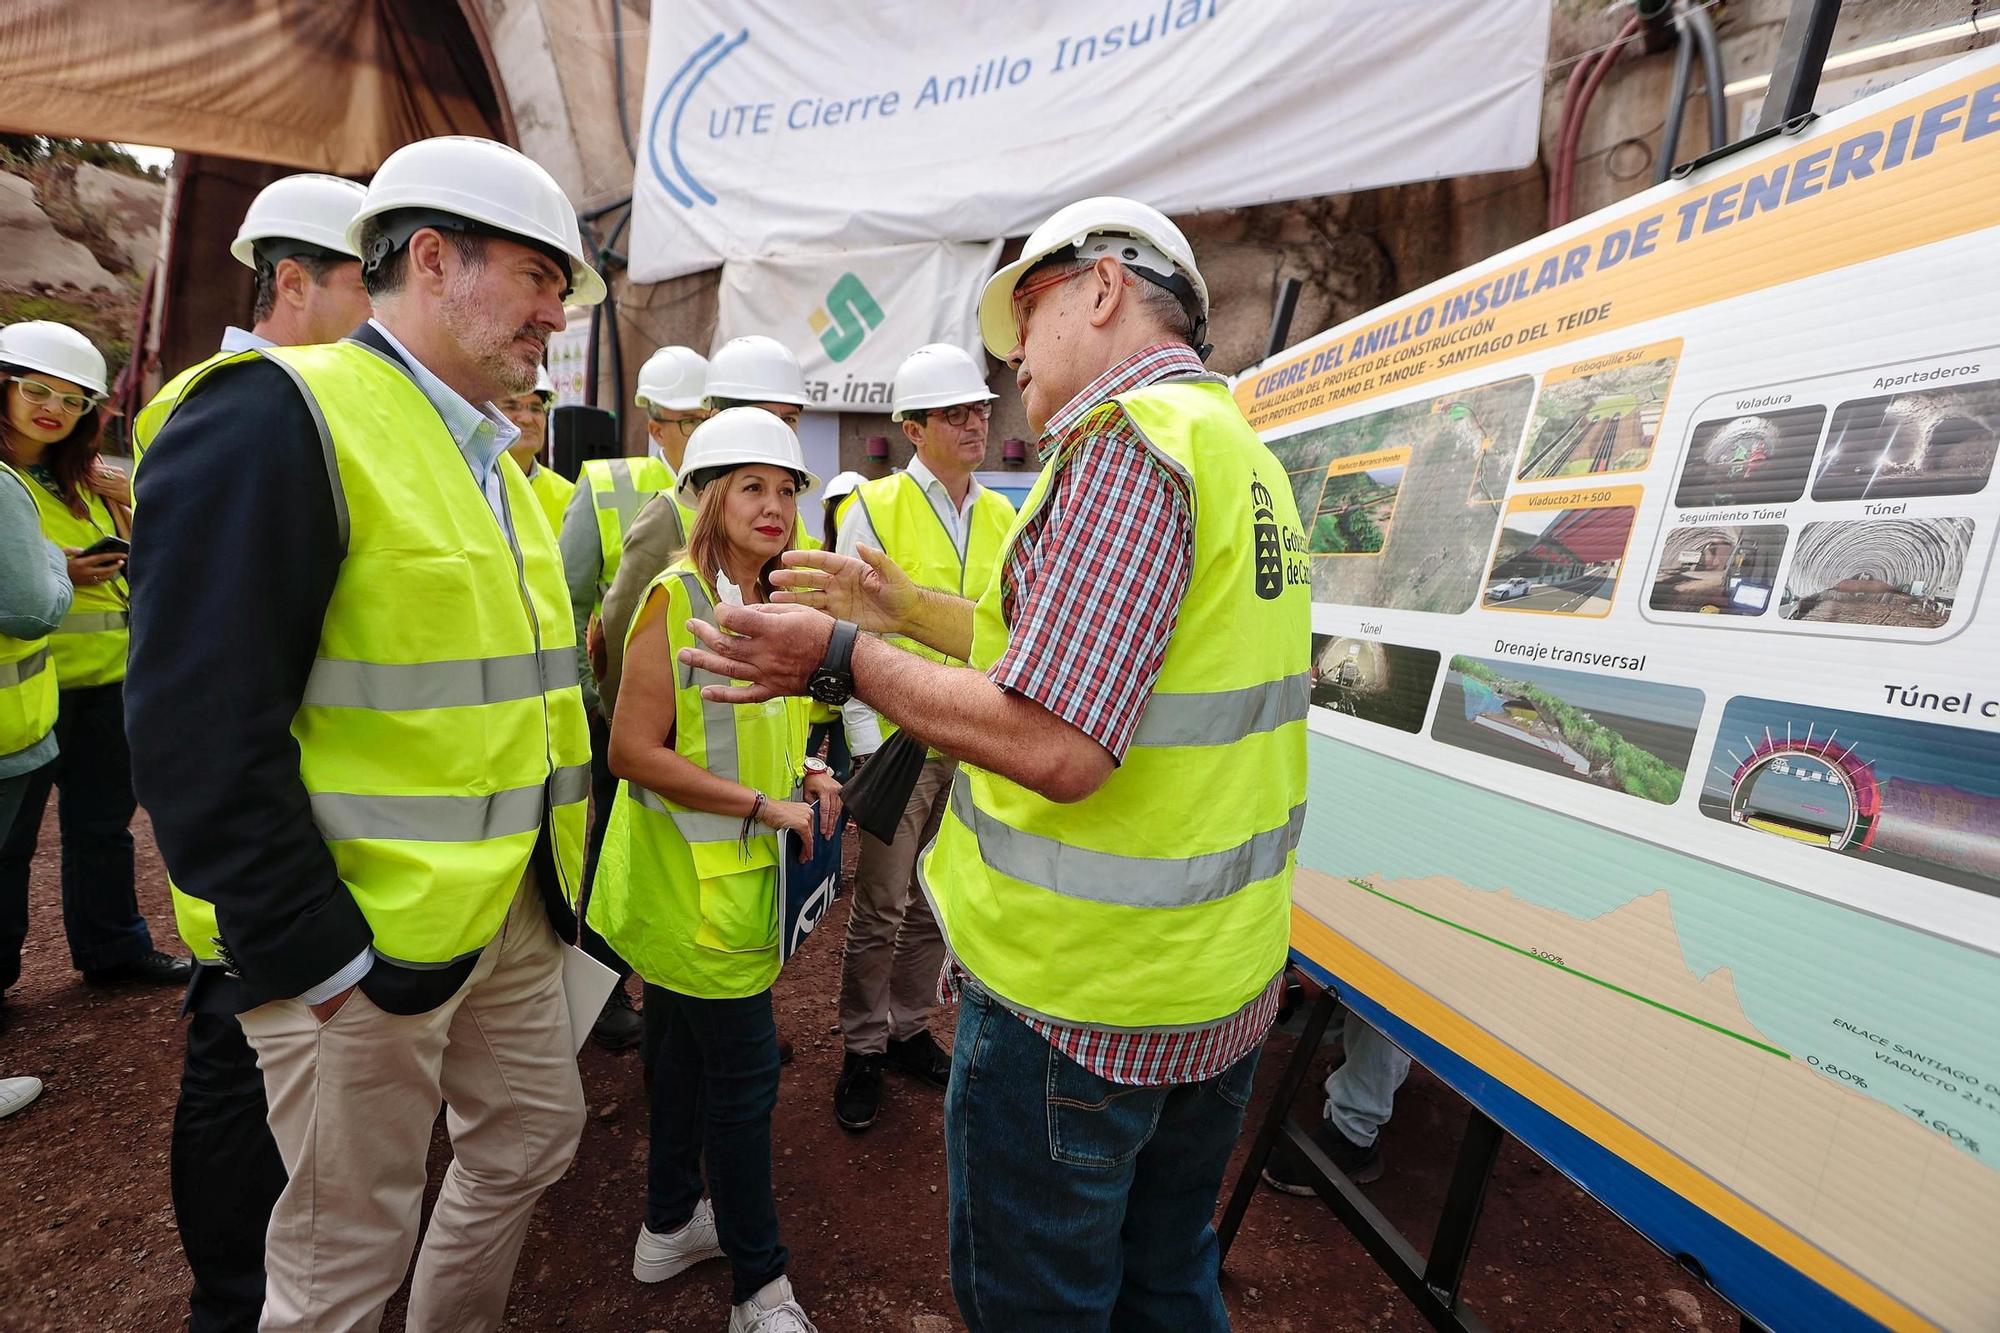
[944, 342, 1284, 1087]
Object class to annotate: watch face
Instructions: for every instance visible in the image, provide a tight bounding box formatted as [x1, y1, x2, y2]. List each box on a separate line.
[807, 669, 854, 706]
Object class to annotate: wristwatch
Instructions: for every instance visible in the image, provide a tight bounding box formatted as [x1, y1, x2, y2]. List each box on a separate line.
[806, 619, 860, 705]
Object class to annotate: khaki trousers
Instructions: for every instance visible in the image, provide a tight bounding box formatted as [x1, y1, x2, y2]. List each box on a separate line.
[238, 872, 585, 1333]
[837, 755, 954, 1054]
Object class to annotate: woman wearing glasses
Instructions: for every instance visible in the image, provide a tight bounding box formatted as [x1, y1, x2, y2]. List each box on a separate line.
[0, 321, 185, 1008]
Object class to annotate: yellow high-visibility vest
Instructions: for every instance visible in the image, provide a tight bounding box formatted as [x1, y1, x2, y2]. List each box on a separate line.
[24, 473, 127, 689]
[516, 457, 576, 538]
[921, 379, 1311, 1032]
[163, 341, 591, 967]
[837, 472, 1014, 745]
[588, 560, 808, 999]
[0, 461, 59, 767]
[580, 455, 674, 607]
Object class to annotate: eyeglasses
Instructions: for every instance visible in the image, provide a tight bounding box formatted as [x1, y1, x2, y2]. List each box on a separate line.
[916, 402, 994, 428]
[12, 378, 102, 416]
[1010, 262, 1094, 340]
[646, 409, 709, 437]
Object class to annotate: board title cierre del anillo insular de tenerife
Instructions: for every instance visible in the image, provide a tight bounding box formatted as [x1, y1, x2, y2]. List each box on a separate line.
[1249, 73, 2000, 401]
[704, 1, 1221, 139]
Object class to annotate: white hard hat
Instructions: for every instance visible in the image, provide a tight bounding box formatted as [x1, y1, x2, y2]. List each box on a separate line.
[677, 406, 819, 507]
[890, 343, 996, 422]
[823, 470, 867, 503]
[345, 136, 606, 306]
[635, 345, 709, 412]
[229, 173, 366, 269]
[977, 196, 1208, 359]
[703, 335, 810, 408]
[0, 321, 109, 397]
[533, 363, 554, 399]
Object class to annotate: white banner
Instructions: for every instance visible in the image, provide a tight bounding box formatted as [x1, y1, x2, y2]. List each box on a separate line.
[631, 0, 1549, 282]
[715, 240, 1002, 413]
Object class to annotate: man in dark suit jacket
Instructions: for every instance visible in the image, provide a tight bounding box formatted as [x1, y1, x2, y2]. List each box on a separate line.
[127, 135, 603, 1332]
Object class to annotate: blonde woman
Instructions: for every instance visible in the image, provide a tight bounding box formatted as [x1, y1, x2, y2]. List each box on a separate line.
[590, 408, 838, 1333]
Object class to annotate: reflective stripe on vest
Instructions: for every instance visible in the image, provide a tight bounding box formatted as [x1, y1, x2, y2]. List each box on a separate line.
[0, 462, 59, 764]
[584, 455, 674, 601]
[163, 341, 592, 968]
[587, 560, 804, 996]
[303, 648, 579, 710]
[921, 377, 1310, 1034]
[24, 479, 127, 688]
[0, 644, 49, 689]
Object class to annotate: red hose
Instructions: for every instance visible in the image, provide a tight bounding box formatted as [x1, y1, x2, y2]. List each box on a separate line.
[1550, 14, 1645, 230]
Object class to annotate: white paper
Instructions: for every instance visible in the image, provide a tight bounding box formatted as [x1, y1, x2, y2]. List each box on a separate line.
[561, 944, 621, 1055]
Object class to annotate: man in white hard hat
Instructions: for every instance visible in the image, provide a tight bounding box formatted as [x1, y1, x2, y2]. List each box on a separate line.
[499, 364, 574, 536]
[128, 173, 372, 1333]
[553, 344, 710, 1053]
[593, 334, 819, 722]
[133, 173, 372, 454]
[826, 343, 1015, 1134]
[568, 344, 710, 726]
[673, 196, 1309, 1331]
[128, 135, 600, 1332]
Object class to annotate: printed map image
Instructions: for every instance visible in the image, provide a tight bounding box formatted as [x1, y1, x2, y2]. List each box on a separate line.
[1297, 735, 2000, 1331]
[1267, 376, 1532, 613]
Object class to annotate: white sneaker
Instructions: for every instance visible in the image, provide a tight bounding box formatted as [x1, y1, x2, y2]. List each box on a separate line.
[727, 1275, 817, 1333]
[0, 1076, 42, 1119]
[633, 1197, 724, 1283]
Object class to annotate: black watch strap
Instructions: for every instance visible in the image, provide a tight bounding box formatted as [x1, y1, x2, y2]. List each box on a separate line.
[824, 619, 859, 675]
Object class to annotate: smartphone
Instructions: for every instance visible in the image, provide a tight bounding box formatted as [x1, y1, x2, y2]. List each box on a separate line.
[78, 535, 130, 558]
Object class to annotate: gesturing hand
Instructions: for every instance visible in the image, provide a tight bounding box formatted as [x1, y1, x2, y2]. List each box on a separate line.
[770, 544, 916, 634]
[679, 603, 834, 704]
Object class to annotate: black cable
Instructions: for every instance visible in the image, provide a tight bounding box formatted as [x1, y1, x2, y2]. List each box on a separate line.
[1656, 3, 1696, 184]
[610, 0, 636, 162]
[1685, 0, 1728, 152]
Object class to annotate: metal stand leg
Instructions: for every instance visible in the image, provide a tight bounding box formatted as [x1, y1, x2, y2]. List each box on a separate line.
[1423, 1107, 1504, 1305]
[1218, 976, 1335, 1260]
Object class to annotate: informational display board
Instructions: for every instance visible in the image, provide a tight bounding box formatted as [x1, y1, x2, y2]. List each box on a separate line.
[1236, 51, 2000, 1331]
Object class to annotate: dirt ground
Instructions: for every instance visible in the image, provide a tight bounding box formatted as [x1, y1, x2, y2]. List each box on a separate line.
[0, 809, 1738, 1332]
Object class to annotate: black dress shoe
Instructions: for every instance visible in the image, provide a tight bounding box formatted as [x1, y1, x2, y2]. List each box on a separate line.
[591, 986, 644, 1050]
[834, 1052, 883, 1131]
[1261, 1116, 1385, 1194]
[84, 950, 193, 988]
[885, 1029, 952, 1088]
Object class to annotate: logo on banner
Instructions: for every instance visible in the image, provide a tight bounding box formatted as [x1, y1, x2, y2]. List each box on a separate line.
[647, 28, 750, 209]
[808, 274, 885, 363]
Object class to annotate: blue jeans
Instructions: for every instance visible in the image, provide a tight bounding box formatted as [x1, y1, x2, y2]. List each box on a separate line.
[945, 983, 1260, 1332]
[645, 983, 787, 1304]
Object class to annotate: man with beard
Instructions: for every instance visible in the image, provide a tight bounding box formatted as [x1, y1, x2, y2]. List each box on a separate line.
[127, 136, 599, 1331]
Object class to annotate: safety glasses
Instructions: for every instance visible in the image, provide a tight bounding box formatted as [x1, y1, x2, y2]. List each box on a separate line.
[12, 378, 102, 416]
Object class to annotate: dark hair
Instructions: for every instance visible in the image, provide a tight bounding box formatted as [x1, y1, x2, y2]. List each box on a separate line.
[357, 219, 487, 298]
[251, 250, 353, 323]
[0, 370, 105, 516]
